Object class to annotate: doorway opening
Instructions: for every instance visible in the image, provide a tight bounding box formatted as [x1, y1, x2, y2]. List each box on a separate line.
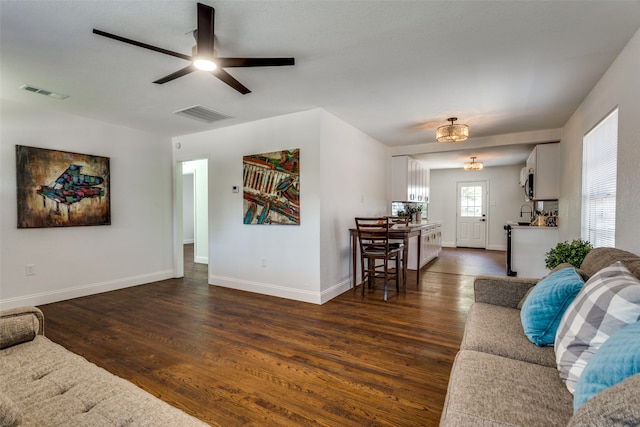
[456, 180, 487, 249]
[175, 158, 209, 280]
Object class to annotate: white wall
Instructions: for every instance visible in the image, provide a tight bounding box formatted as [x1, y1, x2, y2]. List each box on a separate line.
[0, 99, 174, 310]
[559, 27, 640, 254]
[182, 172, 195, 244]
[173, 108, 389, 304]
[319, 111, 390, 298]
[429, 164, 526, 250]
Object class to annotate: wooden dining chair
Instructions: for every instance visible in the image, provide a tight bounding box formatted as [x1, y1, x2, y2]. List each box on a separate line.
[386, 216, 410, 287]
[354, 217, 404, 301]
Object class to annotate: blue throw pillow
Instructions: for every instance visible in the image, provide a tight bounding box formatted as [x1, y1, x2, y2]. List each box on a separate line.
[574, 320, 640, 412]
[520, 267, 585, 346]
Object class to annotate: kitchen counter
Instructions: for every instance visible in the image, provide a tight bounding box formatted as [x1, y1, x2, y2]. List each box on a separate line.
[506, 224, 558, 278]
[350, 221, 443, 288]
[397, 220, 443, 228]
[506, 221, 557, 229]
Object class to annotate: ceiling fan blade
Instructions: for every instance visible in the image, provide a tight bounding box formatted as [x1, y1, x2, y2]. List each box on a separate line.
[212, 69, 251, 94]
[93, 29, 192, 61]
[217, 58, 296, 68]
[196, 3, 215, 57]
[153, 65, 196, 84]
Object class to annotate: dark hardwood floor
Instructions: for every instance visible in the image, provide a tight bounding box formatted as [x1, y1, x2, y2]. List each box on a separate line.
[40, 246, 506, 426]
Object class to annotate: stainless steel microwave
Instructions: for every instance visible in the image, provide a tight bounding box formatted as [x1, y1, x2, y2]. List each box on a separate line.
[524, 173, 534, 200]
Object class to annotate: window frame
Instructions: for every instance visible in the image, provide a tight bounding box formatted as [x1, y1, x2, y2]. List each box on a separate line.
[581, 108, 618, 248]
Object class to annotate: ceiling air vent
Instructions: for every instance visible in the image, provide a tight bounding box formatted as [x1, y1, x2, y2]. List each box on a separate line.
[173, 105, 233, 123]
[20, 84, 69, 100]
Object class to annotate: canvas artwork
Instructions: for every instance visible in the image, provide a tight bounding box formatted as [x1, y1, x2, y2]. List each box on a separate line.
[243, 148, 300, 225]
[15, 145, 111, 228]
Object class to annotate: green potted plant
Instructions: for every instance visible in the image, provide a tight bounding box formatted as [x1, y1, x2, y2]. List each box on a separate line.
[544, 239, 593, 270]
[409, 205, 422, 223]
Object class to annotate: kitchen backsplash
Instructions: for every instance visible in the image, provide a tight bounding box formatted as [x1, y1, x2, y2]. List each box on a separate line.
[391, 201, 428, 219]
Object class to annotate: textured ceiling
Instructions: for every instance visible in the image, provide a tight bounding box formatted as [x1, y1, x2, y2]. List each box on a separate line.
[2, 1, 639, 168]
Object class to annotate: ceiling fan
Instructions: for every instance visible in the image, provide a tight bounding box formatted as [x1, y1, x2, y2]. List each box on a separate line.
[92, 2, 295, 94]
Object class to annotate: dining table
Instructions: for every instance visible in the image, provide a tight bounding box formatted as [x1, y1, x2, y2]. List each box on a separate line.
[349, 224, 426, 290]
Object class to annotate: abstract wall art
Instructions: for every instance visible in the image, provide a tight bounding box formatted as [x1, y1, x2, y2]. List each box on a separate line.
[15, 145, 111, 228]
[242, 148, 300, 225]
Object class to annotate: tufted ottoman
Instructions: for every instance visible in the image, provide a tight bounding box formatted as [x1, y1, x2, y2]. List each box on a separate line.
[0, 306, 208, 427]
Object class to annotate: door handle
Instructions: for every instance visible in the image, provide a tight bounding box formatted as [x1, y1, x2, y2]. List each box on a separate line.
[479, 218, 486, 222]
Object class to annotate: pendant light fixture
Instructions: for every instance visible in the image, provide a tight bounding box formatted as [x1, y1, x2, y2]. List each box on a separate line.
[436, 117, 469, 143]
[464, 156, 483, 171]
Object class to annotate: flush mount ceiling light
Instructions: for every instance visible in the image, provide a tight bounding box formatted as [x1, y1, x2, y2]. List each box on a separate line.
[436, 117, 469, 143]
[464, 156, 484, 171]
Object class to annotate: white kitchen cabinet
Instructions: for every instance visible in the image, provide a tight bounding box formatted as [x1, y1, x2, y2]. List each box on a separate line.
[408, 222, 442, 270]
[525, 143, 560, 201]
[391, 156, 430, 202]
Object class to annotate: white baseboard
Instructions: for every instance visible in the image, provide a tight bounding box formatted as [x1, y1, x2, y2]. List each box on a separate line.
[442, 242, 506, 251]
[194, 256, 208, 264]
[320, 279, 352, 304]
[209, 275, 352, 305]
[487, 244, 507, 251]
[0, 270, 174, 311]
[183, 239, 194, 244]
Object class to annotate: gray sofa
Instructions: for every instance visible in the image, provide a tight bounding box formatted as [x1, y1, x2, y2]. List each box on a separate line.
[0, 306, 208, 427]
[440, 247, 640, 426]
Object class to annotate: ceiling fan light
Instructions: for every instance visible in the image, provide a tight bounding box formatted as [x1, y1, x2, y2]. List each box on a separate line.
[193, 57, 217, 71]
[436, 117, 469, 143]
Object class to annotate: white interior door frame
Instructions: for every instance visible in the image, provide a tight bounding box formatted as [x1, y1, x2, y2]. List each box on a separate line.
[456, 180, 488, 248]
[173, 160, 184, 278]
[173, 154, 210, 278]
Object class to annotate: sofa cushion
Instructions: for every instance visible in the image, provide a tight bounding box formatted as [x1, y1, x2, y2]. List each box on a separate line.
[0, 391, 21, 427]
[461, 303, 556, 367]
[580, 247, 640, 279]
[474, 276, 537, 308]
[0, 336, 208, 426]
[573, 320, 640, 412]
[555, 261, 640, 393]
[569, 373, 640, 427]
[440, 350, 573, 427]
[520, 267, 585, 346]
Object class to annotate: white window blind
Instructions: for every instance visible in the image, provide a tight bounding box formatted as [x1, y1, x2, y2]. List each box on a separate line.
[582, 108, 617, 248]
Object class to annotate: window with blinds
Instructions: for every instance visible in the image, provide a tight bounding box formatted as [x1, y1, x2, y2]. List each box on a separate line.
[582, 108, 618, 247]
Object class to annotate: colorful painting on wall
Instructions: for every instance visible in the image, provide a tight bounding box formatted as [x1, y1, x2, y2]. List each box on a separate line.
[243, 148, 300, 225]
[15, 145, 111, 228]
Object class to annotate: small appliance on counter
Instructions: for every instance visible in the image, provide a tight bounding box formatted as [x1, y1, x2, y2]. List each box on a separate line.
[531, 200, 559, 227]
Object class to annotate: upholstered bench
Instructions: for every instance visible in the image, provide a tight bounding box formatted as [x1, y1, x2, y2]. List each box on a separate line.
[0, 306, 209, 426]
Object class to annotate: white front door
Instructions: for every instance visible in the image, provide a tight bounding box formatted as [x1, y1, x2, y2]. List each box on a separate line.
[456, 181, 487, 248]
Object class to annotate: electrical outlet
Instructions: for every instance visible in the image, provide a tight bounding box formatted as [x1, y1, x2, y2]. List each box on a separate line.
[25, 264, 35, 276]
[261, 257, 267, 267]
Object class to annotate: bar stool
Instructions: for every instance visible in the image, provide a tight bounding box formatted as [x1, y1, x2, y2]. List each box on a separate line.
[354, 217, 404, 301]
[387, 216, 410, 289]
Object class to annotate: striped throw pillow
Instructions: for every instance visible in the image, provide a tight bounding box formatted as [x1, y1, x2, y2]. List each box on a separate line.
[555, 261, 640, 393]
